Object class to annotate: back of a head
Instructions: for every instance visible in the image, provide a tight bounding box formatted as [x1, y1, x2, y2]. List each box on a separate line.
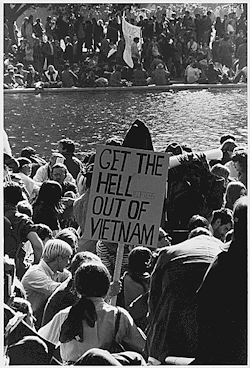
[211, 163, 230, 180]
[70, 251, 102, 275]
[36, 180, 62, 205]
[232, 196, 247, 241]
[221, 139, 238, 154]
[188, 214, 210, 231]
[188, 227, 212, 239]
[211, 208, 233, 226]
[74, 262, 111, 298]
[4, 182, 26, 206]
[220, 134, 236, 145]
[42, 239, 72, 263]
[128, 246, 152, 274]
[16, 157, 32, 172]
[56, 229, 78, 253]
[33, 223, 53, 241]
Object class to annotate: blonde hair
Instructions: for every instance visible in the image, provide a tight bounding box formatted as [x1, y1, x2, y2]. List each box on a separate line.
[42, 239, 72, 263]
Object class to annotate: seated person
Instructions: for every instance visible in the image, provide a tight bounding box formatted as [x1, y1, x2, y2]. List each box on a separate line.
[43, 64, 62, 88]
[26, 65, 41, 88]
[132, 63, 148, 86]
[205, 63, 222, 84]
[61, 63, 78, 87]
[151, 63, 171, 85]
[185, 60, 201, 83]
[4, 68, 19, 89]
[109, 64, 127, 87]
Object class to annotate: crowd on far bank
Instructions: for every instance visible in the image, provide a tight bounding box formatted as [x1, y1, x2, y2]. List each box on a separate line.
[3, 118, 248, 364]
[4, 4, 247, 89]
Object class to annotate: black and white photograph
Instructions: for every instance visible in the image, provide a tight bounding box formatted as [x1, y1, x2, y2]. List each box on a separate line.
[3, 2, 247, 365]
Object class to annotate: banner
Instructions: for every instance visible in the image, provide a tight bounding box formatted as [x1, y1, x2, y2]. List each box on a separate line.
[84, 145, 170, 248]
[122, 17, 141, 68]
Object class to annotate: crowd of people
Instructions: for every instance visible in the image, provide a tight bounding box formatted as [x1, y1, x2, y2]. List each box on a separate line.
[4, 4, 247, 89]
[3, 118, 247, 364]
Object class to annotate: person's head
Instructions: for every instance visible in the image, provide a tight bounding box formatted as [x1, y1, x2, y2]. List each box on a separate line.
[188, 227, 212, 239]
[221, 139, 238, 160]
[17, 200, 33, 217]
[225, 181, 247, 211]
[232, 196, 247, 242]
[133, 37, 139, 43]
[165, 142, 183, 156]
[211, 208, 233, 241]
[16, 62, 24, 71]
[49, 152, 65, 167]
[74, 261, 111, 298]
[20, 146, 36, 159]
[188, 214, 210, 232]
[158, 227, 171, 247]
[211, 163, 230, 187]
[7, 336, 49, 365]
[42, 239, 73, 272]
[48, 64, 56, 73]
[16, 157, 32, 176]
[4, 182, 26, 206]
[63, 63, 70, 71]
[65, 36, 71, 44]
[58, 138, 76, 154]
[32, 223, 53, 245]
[28, 64, 35, 73]
[232, 149, 247, 175]
[51, 163, 68, 185]
[11, 297, 35, 328]
[55, 228, 78, 254]
[105, 137, 122, 146]
[69, 251, 102, 275]
[128, 246, 152, 275]
[35, 180, 62, 207]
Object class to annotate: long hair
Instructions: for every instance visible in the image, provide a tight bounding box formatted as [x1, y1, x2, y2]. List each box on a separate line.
[59, 262, 111, 343]
[33, 180, 64, 214]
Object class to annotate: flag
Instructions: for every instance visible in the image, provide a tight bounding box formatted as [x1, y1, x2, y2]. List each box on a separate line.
[122, 16, 141, 68]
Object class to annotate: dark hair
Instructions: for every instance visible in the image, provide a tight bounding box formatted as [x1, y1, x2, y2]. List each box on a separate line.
[211, 208, 233, 226]
[69, 251, 101, 275]
[17, 200, 33, 217]
[4, 182, 25, 205]
[58, 138, 75, 154]
[128, 246, 152, 274]
[188, 227, 212, 239]
[20, 146, 36, 158]
[33, 223, 53, 241]
[59, 262, 111, 344]
[188, 214, 210, 231]
[220, 134, 236, 145]
[56, 228, 78, 254]
[34, 180, 63, 211]
[16, 157, 32, 171]
[231, 196, 247, 245]
[232, 150, 247, 172]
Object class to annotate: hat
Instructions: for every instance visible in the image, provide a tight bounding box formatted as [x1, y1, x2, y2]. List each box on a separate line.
[122, 119, 154, 151]
[165, 142, 183, 156]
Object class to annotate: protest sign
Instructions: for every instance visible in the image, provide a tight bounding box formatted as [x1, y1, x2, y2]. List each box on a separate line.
[84, 145, 170, 249]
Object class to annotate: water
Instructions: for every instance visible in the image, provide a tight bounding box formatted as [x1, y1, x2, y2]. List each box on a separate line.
[4, 89, 247, 160]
